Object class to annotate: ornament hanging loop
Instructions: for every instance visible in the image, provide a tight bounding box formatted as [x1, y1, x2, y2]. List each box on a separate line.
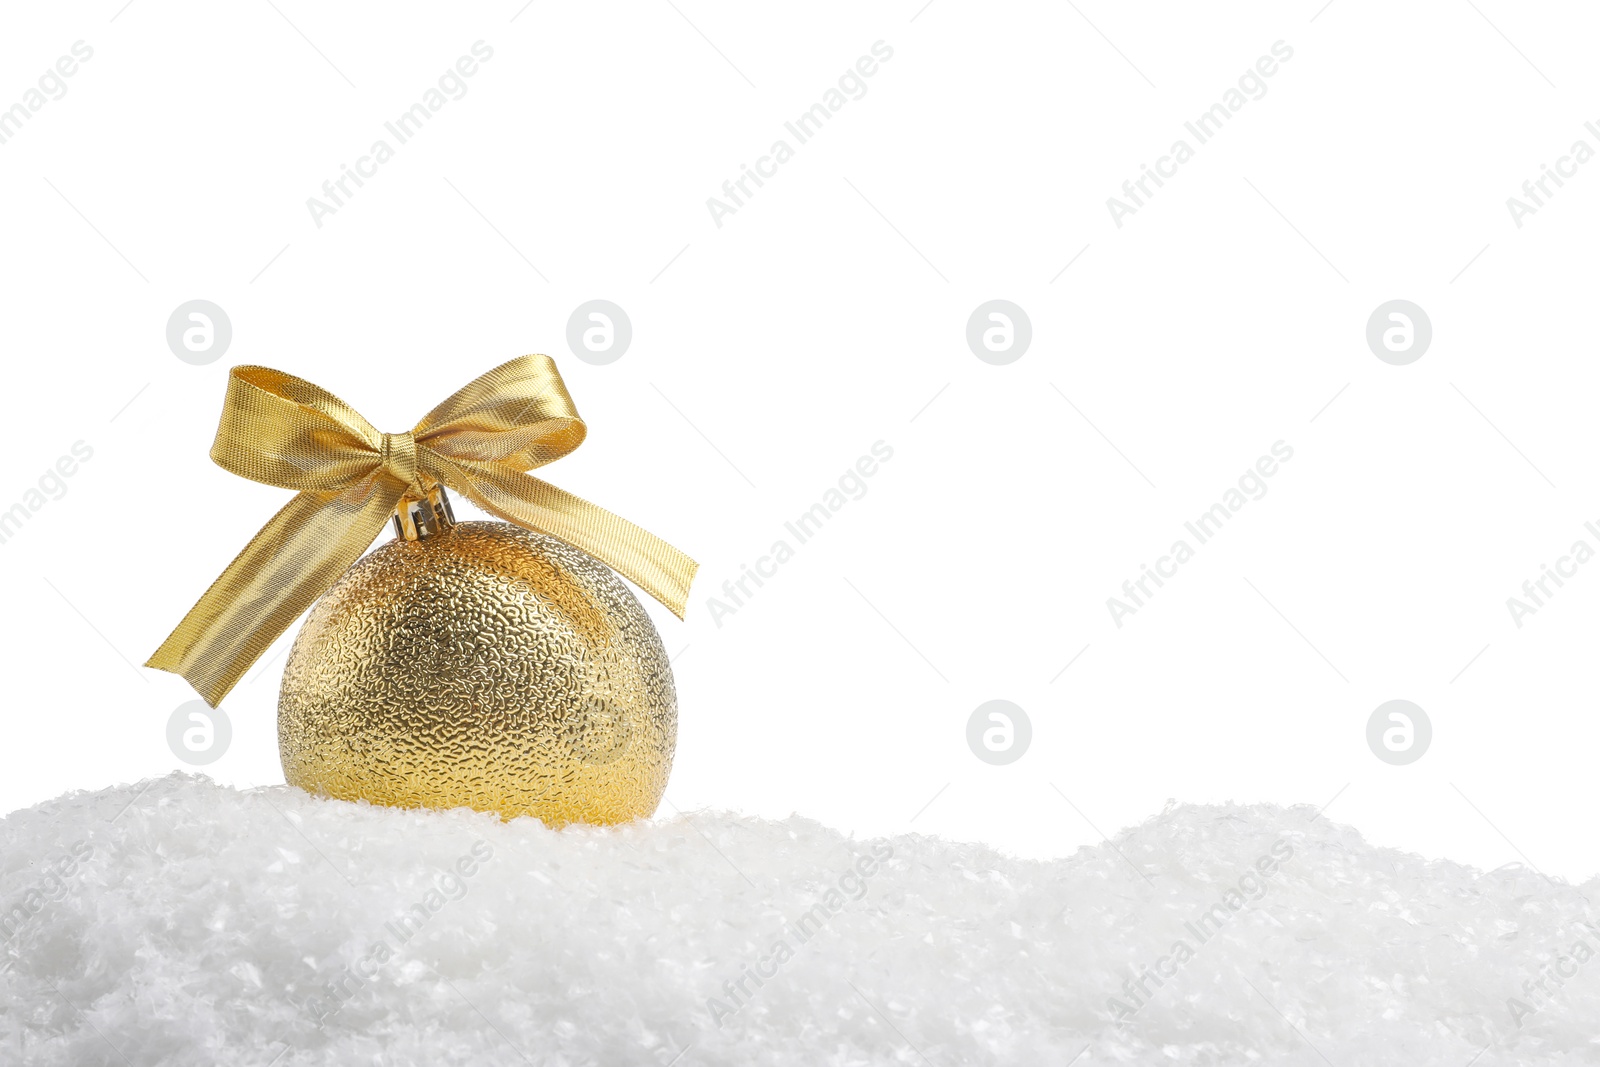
[394, 483, 457, 541]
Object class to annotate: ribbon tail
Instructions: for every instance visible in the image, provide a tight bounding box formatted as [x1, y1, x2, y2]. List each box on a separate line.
[146, 481, 404, 707]
[430, 456, 698, 619]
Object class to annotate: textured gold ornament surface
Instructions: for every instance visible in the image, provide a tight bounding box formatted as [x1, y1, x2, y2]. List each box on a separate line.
[278, 521, 676, 826]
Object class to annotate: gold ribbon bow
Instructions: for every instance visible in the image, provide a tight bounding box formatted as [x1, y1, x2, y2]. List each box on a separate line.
[147, 355, 697, 708]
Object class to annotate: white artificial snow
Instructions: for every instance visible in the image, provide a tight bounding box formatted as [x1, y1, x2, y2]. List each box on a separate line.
[1, 774, 1597, 1066]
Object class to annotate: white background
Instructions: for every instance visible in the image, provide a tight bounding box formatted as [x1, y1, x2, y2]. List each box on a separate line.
[2, 1, 1597, 879]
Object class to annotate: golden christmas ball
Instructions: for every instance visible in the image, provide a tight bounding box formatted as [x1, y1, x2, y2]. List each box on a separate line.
[278, 507, 677, 826]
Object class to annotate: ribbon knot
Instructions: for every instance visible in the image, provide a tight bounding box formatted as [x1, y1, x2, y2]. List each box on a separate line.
[148, 354, 697, 708]
[379, 430, 422, 496]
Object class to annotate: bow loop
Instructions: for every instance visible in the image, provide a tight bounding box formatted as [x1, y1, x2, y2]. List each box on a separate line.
[413, 356, 588, 469]
[209, 365, 389, 492]
[148, 355, 697, 708]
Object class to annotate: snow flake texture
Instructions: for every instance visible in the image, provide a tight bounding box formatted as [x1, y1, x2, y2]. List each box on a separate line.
[1, 774, 1596, 1065]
